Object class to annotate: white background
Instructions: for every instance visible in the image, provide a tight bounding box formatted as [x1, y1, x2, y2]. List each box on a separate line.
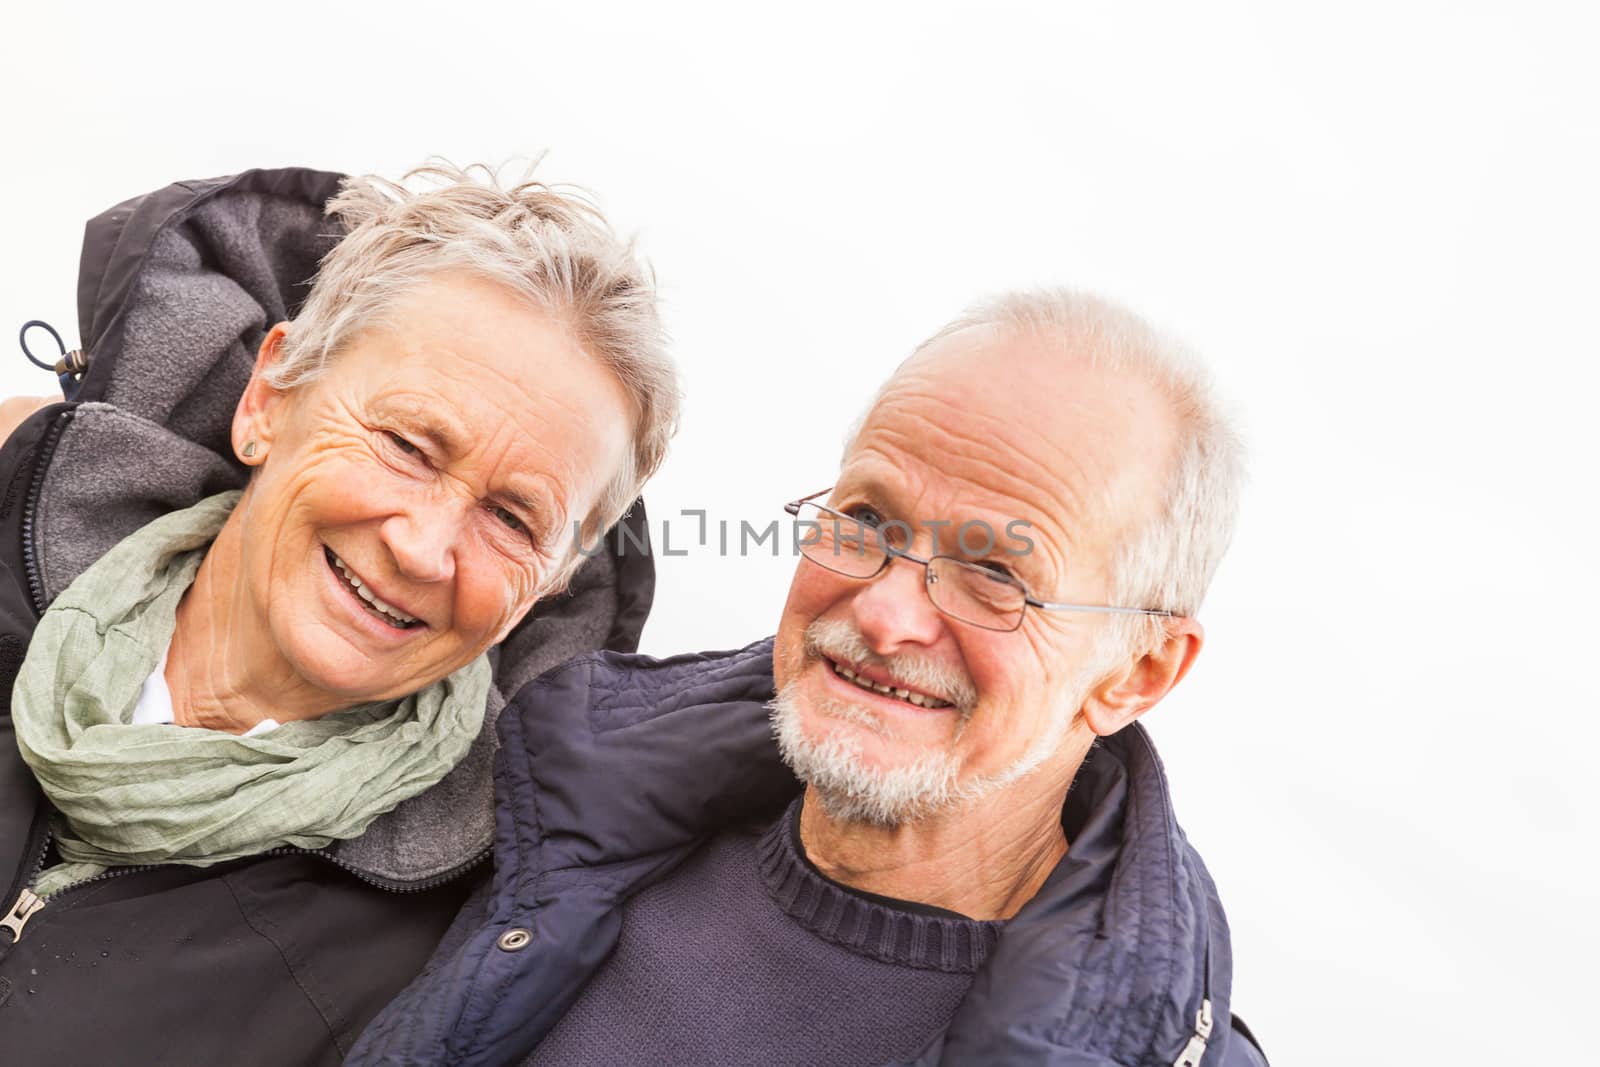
[4, 3, 1596, 1062]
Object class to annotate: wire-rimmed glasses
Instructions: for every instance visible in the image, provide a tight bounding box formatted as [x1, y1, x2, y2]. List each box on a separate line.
[784, 489, 1176, 633]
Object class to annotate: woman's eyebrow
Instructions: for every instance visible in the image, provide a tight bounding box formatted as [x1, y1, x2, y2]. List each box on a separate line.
[406, 414, 469, 457]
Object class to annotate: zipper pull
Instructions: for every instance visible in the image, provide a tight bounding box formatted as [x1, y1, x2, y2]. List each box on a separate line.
[1171, 997, 1214, 1067]
[0, 887, 45, 943]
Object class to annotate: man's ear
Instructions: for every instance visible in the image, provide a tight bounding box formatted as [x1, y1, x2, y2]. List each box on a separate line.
[1080, 617, 1205, 737]
[233, 323, 292, 464]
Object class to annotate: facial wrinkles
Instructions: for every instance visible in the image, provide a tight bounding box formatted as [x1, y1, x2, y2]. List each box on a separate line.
[206, 273, 639, 719]
[847, 443, 1072, 592]
[382, 378, 574, 500]
[859, 380, 1137, 599]
[871, 384, 1099, 524]
[276, 386, 536, 645]
[454, 364, 626, 551]
[363, 384, 573, 564]
[845, 436, 1077, 593]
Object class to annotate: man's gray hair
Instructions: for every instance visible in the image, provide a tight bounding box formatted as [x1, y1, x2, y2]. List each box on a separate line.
[862, 288, 1243, 657]
[272, 160, 679, 547]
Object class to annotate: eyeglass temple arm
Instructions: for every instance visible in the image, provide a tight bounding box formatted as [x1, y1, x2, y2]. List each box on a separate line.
[784, 488, 836, 517]
[1027, 597, 1175, 618]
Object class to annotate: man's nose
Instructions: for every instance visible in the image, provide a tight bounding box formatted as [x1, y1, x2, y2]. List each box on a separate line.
[381, 502, 461, 583]
[849, 555, 945, 654]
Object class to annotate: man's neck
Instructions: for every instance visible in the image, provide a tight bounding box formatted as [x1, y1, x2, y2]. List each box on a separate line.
[796, 771, 1077, 921]
[165, 514, 343, 734]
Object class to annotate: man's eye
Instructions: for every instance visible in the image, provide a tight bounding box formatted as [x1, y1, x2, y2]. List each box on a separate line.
[976, 560, 1017, 581]
[386, 431, 422, 457]
[490, 506, 526, 533]
[844, 505, 885, 528]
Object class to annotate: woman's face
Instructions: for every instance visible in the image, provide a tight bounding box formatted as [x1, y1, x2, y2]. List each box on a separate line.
[231, 271, 634, 706]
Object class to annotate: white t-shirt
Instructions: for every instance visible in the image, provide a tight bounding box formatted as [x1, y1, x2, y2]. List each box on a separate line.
[133, 645, 279, 737]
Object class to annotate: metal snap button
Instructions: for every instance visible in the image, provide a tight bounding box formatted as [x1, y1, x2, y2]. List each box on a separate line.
[497, 928, 531, 952]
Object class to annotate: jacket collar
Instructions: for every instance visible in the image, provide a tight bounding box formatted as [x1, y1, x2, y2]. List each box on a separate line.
[923, 726, 1231, 1065]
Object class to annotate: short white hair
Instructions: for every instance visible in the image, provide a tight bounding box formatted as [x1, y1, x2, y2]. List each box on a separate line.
[865, 288, 1244, 656]
[272, 160, 679, 546]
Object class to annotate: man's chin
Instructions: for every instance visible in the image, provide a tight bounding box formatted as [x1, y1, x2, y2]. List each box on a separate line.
[770, 682, 963, 828]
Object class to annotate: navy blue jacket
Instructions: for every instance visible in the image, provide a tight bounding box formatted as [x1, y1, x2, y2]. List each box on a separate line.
[349, 640, 1269, 1066]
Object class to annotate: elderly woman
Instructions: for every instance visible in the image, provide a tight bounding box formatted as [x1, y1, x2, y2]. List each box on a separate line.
[0, 163, 675, 1062]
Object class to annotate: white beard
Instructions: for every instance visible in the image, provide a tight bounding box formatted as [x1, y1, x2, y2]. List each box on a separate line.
[768, 681, 1068, 831]
[769, 619, 1076, 828]
[770, 679, 966, 827]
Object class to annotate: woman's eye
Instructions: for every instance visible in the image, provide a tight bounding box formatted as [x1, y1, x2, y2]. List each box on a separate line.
[386, 431, 422, 457]
[490, 506, 526, 533]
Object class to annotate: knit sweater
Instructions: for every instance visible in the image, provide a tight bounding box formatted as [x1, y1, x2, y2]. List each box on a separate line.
[525, 798, 1004, 1066]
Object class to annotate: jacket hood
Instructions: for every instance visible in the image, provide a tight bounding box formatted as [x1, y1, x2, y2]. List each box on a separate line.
[350, 640, 1245, 1066]
[25, 167, 656, 885]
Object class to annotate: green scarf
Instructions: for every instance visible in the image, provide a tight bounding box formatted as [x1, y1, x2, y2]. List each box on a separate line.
[10, 491, 492, 898]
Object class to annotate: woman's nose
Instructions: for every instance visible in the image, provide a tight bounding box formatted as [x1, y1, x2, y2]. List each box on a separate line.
[381, 505, 461, 583]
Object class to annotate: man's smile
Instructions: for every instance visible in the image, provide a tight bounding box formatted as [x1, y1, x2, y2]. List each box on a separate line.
[824, 655, 955, 710]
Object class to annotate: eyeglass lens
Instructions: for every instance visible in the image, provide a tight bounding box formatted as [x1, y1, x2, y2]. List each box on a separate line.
[793, 502, 1027, 630]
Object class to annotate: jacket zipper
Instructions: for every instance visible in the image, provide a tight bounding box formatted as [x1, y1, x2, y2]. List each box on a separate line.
[0, 408, 70, 951]
[1170, 918, 1217, 1066]
[19, 408, 73, 617]
[0, 842, 492, 947]
[253, 843, 494, 894]
[1170, 996, 1214, 1067]
[0, 888, 45, 943]
[0, 825, 54, 948]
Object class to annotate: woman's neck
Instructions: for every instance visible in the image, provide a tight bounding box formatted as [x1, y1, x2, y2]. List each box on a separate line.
[165, 513, 342, 733]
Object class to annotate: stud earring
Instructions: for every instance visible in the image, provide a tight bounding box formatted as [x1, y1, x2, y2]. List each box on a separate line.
[242, 441, 257, 459]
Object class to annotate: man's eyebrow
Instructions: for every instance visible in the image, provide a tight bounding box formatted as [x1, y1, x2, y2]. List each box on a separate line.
[834, 473, 904, 514]
[840, 471, 1044, 566]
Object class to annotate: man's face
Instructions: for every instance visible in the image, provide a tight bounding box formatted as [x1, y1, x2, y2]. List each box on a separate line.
[771, 327, 1179, 823]
[235, 271, 633, 706]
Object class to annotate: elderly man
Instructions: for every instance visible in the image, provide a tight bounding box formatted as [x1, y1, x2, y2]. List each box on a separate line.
[351, 290, 1270, 1066]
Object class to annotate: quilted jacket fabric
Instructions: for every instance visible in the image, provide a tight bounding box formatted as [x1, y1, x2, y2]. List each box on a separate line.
[349, 639, 1270, 1066]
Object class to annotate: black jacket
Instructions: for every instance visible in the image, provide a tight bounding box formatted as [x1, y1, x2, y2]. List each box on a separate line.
[0, 169, 655, 1064]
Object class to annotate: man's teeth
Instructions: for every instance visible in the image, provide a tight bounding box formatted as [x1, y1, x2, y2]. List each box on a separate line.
[331, 552, 418, 625]
[831, 662, 951, 709]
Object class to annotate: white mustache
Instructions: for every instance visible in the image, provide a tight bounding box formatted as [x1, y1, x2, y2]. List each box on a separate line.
[803, 617, 977, 715]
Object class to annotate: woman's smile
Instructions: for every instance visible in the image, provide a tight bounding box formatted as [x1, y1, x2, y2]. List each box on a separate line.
[323, 545, 424, 630]
[319, 540, 427, 646]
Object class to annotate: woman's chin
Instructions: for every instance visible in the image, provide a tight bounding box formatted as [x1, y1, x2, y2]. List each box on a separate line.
[277, 636, 423, 706]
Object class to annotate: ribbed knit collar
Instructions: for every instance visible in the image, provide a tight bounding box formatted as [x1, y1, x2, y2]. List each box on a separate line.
[756, 798, 1003, 974]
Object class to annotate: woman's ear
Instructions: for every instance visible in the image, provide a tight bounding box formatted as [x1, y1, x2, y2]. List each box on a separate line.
[1079, 617, 1205, 737]
[233, 323, 292, 465]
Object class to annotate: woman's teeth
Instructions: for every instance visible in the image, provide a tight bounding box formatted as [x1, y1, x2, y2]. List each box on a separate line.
[328, 549, 418, 627]
[831, 661, 951, 709]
